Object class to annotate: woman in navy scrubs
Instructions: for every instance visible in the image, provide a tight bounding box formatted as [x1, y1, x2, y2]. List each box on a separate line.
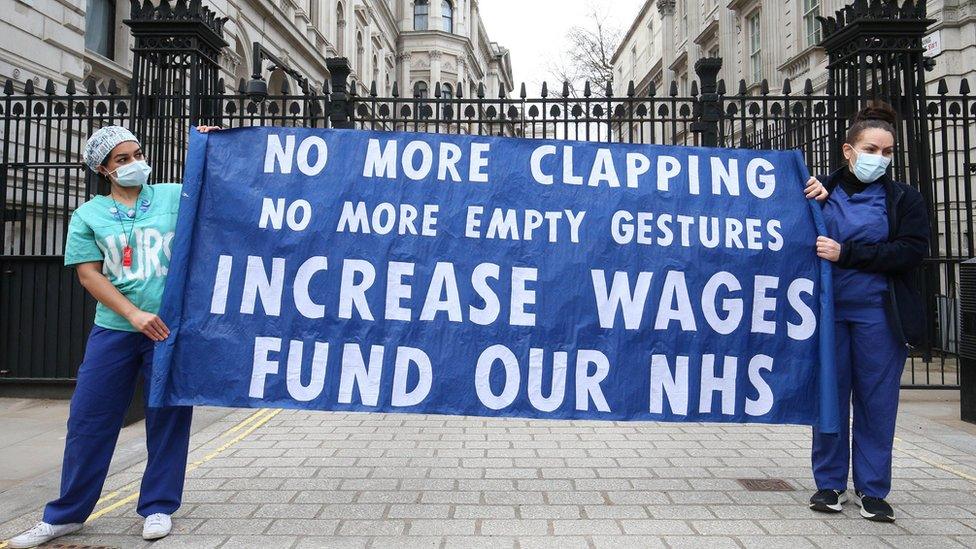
[808, 102, 929, 522]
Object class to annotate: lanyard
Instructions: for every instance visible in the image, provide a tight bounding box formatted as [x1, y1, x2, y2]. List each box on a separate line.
[110, 186, 154, 268]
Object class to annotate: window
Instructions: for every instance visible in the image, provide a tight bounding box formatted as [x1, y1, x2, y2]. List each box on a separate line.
[336, 2, 346, 54]
[631, 46, 637, 78]
[356, 31, 364, 72]
[748, 11, 762, 83]
[85, 0, 116, 60]
[414, 0, 429, 31]
[803, 0, 822, 47]
[308, 0, 320, 28]
[442, 82, 453, 99]
[414, 81, 429, 98]
[372, 54, 379, 87]
[442, 1, 454, 33]
[679, 2, 688, 38]
[709, 45, 720, 58]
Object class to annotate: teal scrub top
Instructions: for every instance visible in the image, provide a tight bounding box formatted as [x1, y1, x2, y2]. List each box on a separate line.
[64, 183, 182, 332]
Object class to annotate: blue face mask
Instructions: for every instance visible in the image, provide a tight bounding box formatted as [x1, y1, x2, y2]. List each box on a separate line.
[110, 160, 152, 187]
[851, 150, 891, 183]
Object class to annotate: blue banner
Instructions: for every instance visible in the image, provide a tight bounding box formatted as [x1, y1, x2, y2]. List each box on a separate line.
[151, 127, 838, 432]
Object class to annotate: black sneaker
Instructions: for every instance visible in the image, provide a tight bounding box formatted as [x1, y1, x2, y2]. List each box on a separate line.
[854, 491, 895, 522]
[809, 489, 848, 513]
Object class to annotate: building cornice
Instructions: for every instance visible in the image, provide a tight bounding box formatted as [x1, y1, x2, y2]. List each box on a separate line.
[610, 0, 655, 65]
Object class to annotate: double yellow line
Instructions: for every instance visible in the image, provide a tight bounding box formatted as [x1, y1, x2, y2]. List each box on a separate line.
[87, 407, 281, 522]
[0, 407, 281, 548]
[893, 435, 976, 483]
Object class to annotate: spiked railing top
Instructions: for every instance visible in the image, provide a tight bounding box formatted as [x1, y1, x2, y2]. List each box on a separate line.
[817, 0, 927, 41]
[128, 0, 227, 38]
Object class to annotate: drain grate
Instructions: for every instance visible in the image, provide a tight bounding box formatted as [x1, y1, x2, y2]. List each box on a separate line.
[737, 478, 795, 492]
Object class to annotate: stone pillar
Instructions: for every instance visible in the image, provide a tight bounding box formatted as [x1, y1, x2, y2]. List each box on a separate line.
[457, 58, 467, 95]
[656, 0, 676, 92]
[398, 52, 412, 94]
[430, 0, 441, 30]
[429, 50, 442, 90]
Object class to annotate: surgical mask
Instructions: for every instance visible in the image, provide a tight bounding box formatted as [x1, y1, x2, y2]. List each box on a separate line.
[110, 160, 152, 187]
[851, 149, 891, 183]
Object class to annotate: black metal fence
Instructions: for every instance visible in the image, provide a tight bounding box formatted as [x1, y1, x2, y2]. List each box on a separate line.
[1, 0, 972, 389]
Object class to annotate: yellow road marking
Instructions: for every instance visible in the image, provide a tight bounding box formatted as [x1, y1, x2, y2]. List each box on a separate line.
[84, 408, 280, 523]
[92, 408, 270, 508]
[893, 436, 976, 482]
[0, 405, 280, 549]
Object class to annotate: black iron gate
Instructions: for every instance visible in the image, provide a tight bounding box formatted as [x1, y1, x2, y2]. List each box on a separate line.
[1, 0, 972, 389]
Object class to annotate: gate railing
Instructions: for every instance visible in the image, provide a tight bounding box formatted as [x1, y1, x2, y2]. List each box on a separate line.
[2, 0, 973, 389]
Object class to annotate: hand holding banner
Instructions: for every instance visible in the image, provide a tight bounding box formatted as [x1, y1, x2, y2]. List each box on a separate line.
[151, 127, 838, 433]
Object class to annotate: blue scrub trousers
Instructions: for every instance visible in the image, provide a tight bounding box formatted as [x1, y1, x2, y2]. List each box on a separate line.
[43, 327, 193, 525]
[811, 306, 906, 498]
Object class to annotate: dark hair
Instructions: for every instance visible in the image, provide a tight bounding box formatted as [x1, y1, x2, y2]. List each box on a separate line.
[845, 100, 897, 144]
[95, 155, 112, 193]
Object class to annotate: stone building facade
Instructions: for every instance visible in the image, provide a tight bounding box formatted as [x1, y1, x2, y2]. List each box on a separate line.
[611, 0, 976, 98]
[0, 0, 514, 98]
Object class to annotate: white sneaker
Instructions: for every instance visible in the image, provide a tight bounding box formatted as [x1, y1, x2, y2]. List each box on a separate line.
[8, 521, 83, 548]
[142, 513, 172, 540]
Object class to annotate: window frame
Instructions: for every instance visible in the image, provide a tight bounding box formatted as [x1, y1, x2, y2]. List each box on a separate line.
[803, 0, 822, 48]
[414, 80, 429, 98]
[85, 0, 117, 61]
[441, 0, 453, 33]
[414, 0, 429, 31]
[747, 10, 762, 84]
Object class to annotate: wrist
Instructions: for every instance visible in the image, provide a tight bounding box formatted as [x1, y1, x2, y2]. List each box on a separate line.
[123, 307, 141, 321]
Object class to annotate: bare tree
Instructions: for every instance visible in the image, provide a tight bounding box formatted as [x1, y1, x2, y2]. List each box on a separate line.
[549, 6, 622, 98]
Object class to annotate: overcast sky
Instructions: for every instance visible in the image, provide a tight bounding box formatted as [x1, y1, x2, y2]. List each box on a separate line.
[477, 0, 647, 90]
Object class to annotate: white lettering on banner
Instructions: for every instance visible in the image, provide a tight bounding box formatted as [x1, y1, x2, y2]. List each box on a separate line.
[337, 201, 439, 236]
[338, 344, 384, 406]
[391, 347, 433, 407]
[211, 257, 539, 327]
[241, 256, 285, 317]
[611, 211, 784, 251]
[264, 134, 328, 175]
[528, 146, 778, 198]
[649, 354, 688, 415]
[590, 270, 816, 338]
[474, 346, 612, 413]
[465, 207, 586, 243]
[259, 198, 312, 231]
[247, 339, 431, 405]
[648, 354, 774, 417]
[361, 138, 490, 183]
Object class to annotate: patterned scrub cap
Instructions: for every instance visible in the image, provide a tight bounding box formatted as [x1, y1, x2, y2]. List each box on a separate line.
[83, 126, 140, 172]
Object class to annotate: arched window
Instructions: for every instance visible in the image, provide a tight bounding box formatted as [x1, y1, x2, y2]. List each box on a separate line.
[414, 0, 429, 30]
[413, 81, 429, 98]
[233, 37, 250, 91]
[356, 31, 364, 73]
[336, 2, 346, 54]
[268, 69, 288, 95]
[441, 1, 453, 33]
[441, 82, 453, 99]
[372, 53, 380, 88]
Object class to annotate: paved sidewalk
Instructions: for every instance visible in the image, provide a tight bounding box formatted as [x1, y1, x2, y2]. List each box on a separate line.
[1, 391, 974, 548]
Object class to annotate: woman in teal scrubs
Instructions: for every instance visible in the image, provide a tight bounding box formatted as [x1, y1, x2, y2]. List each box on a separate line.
[9, 125, 220, 549]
